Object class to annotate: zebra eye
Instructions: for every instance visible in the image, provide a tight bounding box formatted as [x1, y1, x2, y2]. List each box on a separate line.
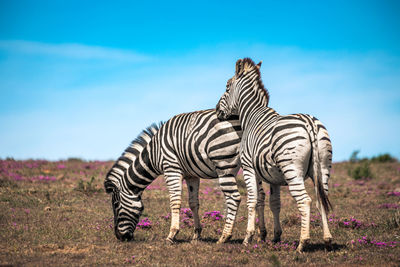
[112, 192, 120, 206]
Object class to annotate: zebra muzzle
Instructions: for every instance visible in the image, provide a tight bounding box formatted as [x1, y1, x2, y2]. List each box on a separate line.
[115, 229, 134, 242]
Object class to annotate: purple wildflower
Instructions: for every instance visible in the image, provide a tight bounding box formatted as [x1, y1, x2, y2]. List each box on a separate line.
[352, 235, 400, 248]
[338, 216, 376, 229]
[203, 210, 223, 221]
[181, 208, 193, 218]
[57, 164, 66, 169]
[387, 191, 400, 197]
[161, 213, 171, 220]
[136, 217, 152, 229]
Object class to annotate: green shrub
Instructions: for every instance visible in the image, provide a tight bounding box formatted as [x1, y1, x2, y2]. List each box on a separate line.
[370, 153, 397, 163]
[348, 162, 373, 180]
[67, 157, 85, 162]
[349, 150, 370, 163]
[349, 150, 360, 163]
[76, 176, 100, 194]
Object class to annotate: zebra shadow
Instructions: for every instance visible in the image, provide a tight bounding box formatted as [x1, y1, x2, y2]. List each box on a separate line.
[169, 238, 220, 244]
[195, 238, 244, 244]
[168, 239, 191, 244]
[303, 242, 346, 253]
[196, 239, 346, 252]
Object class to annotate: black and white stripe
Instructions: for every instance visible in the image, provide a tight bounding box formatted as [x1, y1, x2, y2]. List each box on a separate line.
[104, 109, 243, 243]
[216, 58, 333, 252]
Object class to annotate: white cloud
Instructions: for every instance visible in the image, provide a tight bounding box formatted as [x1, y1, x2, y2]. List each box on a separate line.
[0, 40, 151, 62]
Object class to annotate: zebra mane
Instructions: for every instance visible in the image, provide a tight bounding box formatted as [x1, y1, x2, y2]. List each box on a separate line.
[106, 122, 164, 182]
[241, 57, 270, 106]
[124, 121, 164, 158]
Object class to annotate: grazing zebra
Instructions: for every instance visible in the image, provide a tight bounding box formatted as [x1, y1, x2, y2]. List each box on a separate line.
[216, 58, 333, 252]
[104, 109, 244, 243]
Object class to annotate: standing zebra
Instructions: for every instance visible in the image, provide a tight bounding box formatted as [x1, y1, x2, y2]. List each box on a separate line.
[104, 109, 244, 243]
[216, 58, 333, 252]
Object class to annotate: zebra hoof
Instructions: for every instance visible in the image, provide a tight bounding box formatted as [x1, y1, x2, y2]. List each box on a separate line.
[296, 243, 305, 253]
[324, 237, 333, 251]
[324, 237, 332, 244]
[296, 239, 309, 253]
[273, 230, 282, 242]
[272, 237, 281, 244]
[191, 228, 202, 242]
[296, 247, 304, 254]
[217, 235, 232, 244]
[166, 237, 176, 245]
[243, 235, 253, 246]
[258, 230, 267, 242]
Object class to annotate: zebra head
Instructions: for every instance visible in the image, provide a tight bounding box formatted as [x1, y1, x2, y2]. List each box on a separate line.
[216, 77, 237, 120]
[216, 58, 263, 120]
[104, 174, 144, 241]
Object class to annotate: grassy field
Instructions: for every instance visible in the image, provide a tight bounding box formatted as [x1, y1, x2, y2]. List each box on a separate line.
[0, 158, 399, 266]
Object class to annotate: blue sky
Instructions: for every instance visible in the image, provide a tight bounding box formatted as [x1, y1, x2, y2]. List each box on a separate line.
[0, 1, 399, 161]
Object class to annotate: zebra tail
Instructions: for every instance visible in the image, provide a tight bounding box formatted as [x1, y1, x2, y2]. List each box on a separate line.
[310, 119, 332, 214]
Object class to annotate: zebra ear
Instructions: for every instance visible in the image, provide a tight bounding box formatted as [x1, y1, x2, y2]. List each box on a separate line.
[235, 59, 243, 76]
[256, 61, 262, 69]
[104, 180, 117, 194]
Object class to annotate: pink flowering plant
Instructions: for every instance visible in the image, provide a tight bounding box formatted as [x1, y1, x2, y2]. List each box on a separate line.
[339, 217, 377, 229]
[387, 191, 400, 197]
[202, 210, 223, 221]
[350, 236, 400, 249]
[136, 218, 152, 229]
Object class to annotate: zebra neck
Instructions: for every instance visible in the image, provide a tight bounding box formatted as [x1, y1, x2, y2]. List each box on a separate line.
[238, 84, 269, 130]
[125, 144, 161, 192]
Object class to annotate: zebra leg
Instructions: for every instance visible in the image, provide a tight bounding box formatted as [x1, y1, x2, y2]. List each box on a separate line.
[242, 166, 259, 246]
[270, 184, 282, 243]
[256, 180, 267, 242]
[185, 177, 202, 242]
[287, 179, 312, 253]
[216, 175, 241, 244]
[165, 171, 183, 244]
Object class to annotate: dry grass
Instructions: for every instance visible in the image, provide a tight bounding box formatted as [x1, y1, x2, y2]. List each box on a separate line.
[1, 159, 399, 266]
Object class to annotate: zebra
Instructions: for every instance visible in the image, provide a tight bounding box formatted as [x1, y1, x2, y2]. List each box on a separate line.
[216, 58, 333, 252]
[104, 109, 245, 244]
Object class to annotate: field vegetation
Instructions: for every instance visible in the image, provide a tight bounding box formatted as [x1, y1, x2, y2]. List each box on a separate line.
[0, 154, 399, 266]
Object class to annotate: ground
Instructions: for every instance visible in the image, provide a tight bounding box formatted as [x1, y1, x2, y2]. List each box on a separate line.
[0, 159, 399, 266]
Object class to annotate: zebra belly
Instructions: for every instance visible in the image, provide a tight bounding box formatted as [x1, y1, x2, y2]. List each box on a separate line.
[252, 150, 286, 185]
[260, 165, 288, 186]
[180, 154, 219, 179]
